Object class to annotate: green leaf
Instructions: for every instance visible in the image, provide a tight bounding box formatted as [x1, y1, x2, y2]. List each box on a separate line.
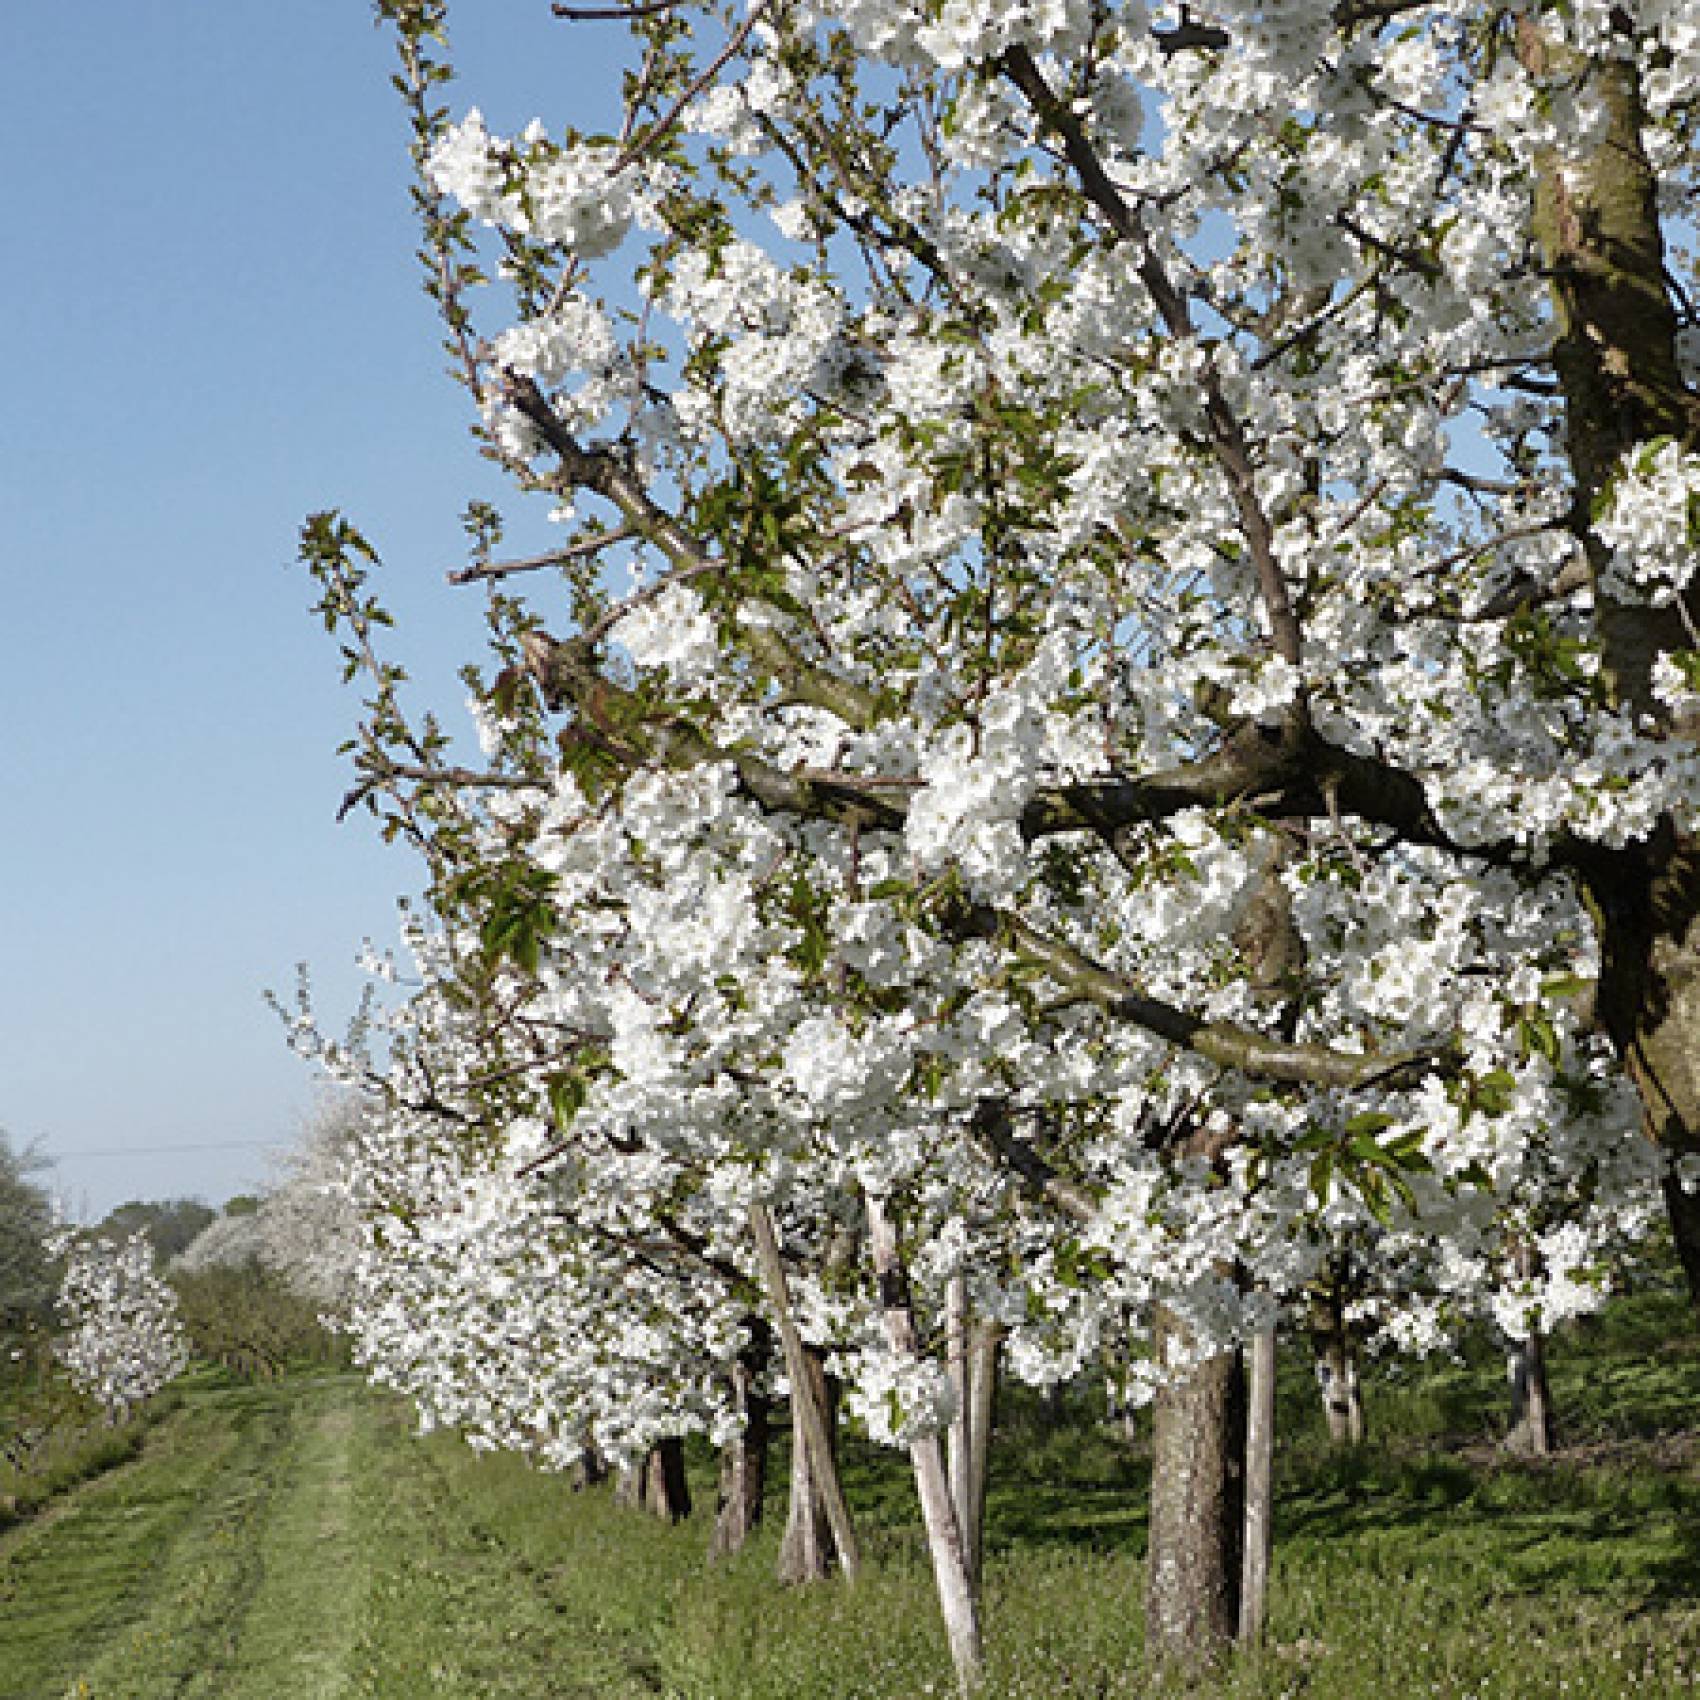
[1344, 1111, 1397, 1138]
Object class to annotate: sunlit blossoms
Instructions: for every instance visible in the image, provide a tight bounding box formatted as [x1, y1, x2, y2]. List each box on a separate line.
[308, 0, 1700, 1682]
[314, 0, 1700, 1449]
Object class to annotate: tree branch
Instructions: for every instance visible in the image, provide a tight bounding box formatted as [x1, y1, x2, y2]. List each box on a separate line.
[448, 530, 636, 586]
[975, 903, 1453, 1089]
[501, 374, 882, 730]
[968, 1100, 1097, 1224]
[996, 46, 1303, 668]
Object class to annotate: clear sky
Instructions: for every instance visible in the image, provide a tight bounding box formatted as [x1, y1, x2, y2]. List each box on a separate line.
[2, 3, 631, 1218]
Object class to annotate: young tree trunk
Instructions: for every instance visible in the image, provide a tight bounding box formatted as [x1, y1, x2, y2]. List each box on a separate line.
[1145, 1307, 1245, 1671]
[1503, 1243, 1555, 1458]
[642, 1436, 692, 1523]
[573, 1443, 609, 1490]
[1505, 1329, 1555, 1457]
[1238, 1320, 1277, 1645]
[711, 1320, 772, 1559]
[943, 1275, 1000, 1595]
[963, 1318, 999, 1593]
[866, 1195, 984, 1695]
[749, 1204, 862, 1582]
[613, 1463, 643, 1508]
[946, 1271, 970, 1550]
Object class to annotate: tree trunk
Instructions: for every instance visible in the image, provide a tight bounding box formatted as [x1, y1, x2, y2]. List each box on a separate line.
[642, 1436, 692, 1523]
[613, 1463, 643, 1509]
[944, 1275, 999, 1595]
[1238, 1320, 1277, 1646]
[1520, 22, 1700, 1309]
[1312, 1286, 1364, 1446]
[1505, 1321, 1555, 1458]
[963, 1318, 999, 1593]
[866, 1195, 984, 1694]
[750, 1204, 862, 1581]
[1315, 1334, 1364, 1445]
[712, 1320, 772, 1559]
[1145, 1307, 1245, 1670]
[777, 1345, 843, 1584]
[946, 1271, 970, 1556]
[573, 1444, 609, 1490]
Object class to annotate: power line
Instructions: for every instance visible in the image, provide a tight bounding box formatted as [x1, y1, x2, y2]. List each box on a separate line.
[44, 1140, 277, 1162]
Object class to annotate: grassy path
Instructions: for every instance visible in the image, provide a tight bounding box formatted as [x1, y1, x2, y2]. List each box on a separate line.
[6, 1344, 1700, 1699]
[0, 1377, 657, 1700]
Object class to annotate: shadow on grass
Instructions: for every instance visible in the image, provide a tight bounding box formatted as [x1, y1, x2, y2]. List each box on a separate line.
[1274, 1439, 1700, 1609]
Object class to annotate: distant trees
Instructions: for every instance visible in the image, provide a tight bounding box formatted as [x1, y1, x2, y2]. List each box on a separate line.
[0, 1130, 56, 1338]
[174, 1093, 364, 1310]
[169, 1094, 367, 1377]
[98, 1198, 216, 1265]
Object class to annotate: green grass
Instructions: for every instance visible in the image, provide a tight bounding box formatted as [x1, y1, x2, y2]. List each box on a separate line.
[2, 1291, 1699, 1699]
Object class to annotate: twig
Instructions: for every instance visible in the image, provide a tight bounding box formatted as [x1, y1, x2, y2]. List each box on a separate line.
[614, 3, 769, 175]
[578, 556, 722, 644]
[553, 0, 686, 16]
[448, 529, 636, 586]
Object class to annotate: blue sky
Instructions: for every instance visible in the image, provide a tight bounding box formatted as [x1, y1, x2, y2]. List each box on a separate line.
[2, 3, 631, 1217]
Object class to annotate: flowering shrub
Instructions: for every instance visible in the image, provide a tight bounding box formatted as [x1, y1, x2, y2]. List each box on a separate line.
[50, 1230, 187, 1421]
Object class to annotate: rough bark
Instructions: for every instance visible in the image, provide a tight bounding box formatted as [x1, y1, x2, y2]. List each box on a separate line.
[750, 1203, 862, 1581]
[1239, 1321, 1277, 1646]
[777, 1346, 844, 1584]
[1520, 23, 1700, 1305]
[711, 1320, 772, 1559]
[1144, 1307, 1246, 1670]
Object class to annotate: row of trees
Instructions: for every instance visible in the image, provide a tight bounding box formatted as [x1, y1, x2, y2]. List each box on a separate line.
[170, 1097, 364, 1377]
[296, 1, 1700, 1690]
[1, 1106, 364, 1433]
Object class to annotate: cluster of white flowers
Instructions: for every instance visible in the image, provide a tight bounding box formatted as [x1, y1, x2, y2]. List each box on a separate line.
[1594, 438, 1700, 607]
[428, 112, 641, 257]
[50, 1230, 188, 1421]
[608, 581, 719, 688]
[338, 0, 1700, 1510]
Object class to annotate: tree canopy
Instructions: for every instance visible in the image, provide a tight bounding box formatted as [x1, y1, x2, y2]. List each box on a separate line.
[300, 2, 1700, 1685]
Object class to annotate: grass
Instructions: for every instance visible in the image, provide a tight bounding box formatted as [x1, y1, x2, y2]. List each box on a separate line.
[1, 1285, 1698, 1698]
[0, 1351, 172, 1530]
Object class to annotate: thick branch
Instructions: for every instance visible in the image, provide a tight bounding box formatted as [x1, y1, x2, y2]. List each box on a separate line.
[1517, 21, 1700, 711]
[521, 630, 906, 831]
[968, 1101, 1097, 1224]
[984, 906, 1451, 1089]
[1021, 712, 1462, 862]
